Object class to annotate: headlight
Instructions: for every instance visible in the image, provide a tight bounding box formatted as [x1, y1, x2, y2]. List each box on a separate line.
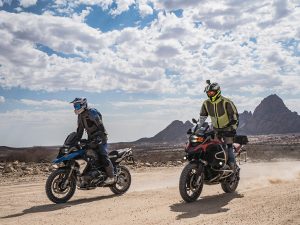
[59, 147, 69, 154]
[190, 135, 205, 143]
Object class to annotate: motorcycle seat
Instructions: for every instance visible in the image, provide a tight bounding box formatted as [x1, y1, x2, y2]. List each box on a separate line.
[109, 148, 130, 158]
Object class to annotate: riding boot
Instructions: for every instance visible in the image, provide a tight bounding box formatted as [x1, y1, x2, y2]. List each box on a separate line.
[104, 161, 116, 185]
[228, 162, 238, 182]
[228, 162, 236, 172]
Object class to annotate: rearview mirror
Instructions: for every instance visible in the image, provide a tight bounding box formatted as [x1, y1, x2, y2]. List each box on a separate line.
[187, 129, 192, 135]
[192, 118, 198, 124]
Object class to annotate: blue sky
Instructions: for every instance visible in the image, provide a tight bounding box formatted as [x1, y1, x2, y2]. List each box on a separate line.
[0, 0, 300, 147]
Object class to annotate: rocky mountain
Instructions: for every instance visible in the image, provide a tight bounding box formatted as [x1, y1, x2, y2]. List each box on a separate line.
[238, 94, 300, 135]
[135, 120, 193, 144]
[238, 111, 252, 129]
[135, 94, 300, 144]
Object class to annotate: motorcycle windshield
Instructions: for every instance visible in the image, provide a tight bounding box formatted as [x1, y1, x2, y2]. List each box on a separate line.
[64, 132, 78, 146]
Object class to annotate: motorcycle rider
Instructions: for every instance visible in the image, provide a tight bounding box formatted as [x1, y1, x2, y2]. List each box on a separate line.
[199, 80, 239, 171]
[71, 97, 115, 185]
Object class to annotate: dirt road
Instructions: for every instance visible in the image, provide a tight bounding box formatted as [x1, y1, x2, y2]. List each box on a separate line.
[1, 161, 300, 225]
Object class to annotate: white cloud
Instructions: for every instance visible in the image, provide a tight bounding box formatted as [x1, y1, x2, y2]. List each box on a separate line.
[155, 45, 180, 58]
[0, 11, 178, 93]
[0, 105, 194, 146]
[72, 7, 92, 23]
[0, 109, 76, 147]
[1, 2, 299, 96]
[113, 97, 203, 107]
[0, 1, 300, 146]
[285, 98, 300, 114]
[110, 0, 135, 16]
[70, 0, 114, 10]
[138, 2, 153, 17]
[19, 0, 37, 8]
[54, 0, 137, 16]
[20, 99, 69, 108]
[225, 95, 262, 113]
[153, 0, 204, 10]
[0, 96, 5, 103]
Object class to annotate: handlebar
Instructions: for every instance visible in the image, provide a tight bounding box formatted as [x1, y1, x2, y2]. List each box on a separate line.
[216, 130, 236, 137]
[80, 139, 89, 144]
[79, 139, 103, 148]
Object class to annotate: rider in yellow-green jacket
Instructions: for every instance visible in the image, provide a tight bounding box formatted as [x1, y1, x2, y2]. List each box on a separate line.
[199, 80, 239, 171]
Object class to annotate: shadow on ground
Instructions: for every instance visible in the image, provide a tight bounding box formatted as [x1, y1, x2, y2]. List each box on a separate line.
[170, 192, 244, 220]
[1, 194, 117, 219]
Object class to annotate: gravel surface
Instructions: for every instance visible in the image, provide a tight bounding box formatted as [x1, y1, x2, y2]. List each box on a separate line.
[0, 161, 299, 225]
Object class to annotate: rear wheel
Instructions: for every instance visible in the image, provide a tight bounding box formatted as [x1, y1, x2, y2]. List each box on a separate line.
[45, 168, 76, 204]
[110, 166, 131, 195]
[179, 163, 204, 202]
[221, 166, 240, 193]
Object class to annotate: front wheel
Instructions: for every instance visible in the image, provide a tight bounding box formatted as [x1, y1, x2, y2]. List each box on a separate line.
[45, 168, 76, 204]
[110, 166, 131, 195]
[179, 163, 204, 202]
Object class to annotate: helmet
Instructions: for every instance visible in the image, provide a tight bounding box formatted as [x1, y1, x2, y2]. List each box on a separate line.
[204, 80, 221, 102]
[70, 97, 87, 115]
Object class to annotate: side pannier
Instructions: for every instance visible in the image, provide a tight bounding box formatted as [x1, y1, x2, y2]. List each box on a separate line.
[234, 135, 249, 145]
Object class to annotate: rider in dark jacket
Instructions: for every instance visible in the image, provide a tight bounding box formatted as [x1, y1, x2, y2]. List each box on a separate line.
[71, 97, 115, 185]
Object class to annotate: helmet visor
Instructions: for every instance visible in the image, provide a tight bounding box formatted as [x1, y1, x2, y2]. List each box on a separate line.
[207, 90, 216, 97]
[74, 103, 82, 110]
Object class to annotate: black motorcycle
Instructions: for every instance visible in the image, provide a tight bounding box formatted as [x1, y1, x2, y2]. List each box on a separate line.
[179, 120, 248, 202]
[45, 132, 134, 204]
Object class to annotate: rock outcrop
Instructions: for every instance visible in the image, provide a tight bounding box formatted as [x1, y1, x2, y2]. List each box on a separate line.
[135, 120, 193, 144]
[238, 94, 300, 134]
[136, 94, 300, 143]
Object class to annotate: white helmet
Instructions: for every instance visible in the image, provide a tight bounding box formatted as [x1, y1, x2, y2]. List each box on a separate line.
[70, 97, 87, 115]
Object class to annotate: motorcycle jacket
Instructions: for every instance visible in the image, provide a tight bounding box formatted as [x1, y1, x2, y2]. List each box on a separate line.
[76, 108, 108, 143]
[200, 96, 239, 130]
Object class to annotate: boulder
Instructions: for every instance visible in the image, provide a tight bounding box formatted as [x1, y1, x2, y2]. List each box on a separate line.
[42, 167, 50, 172]
[21, 165, 27, 170]
[25, 167, 34, 172]
[33, 168, 40, 175]
[176, 161, 183, 165]
[12, 160, 19, 166]
[4, 164, 15, 173]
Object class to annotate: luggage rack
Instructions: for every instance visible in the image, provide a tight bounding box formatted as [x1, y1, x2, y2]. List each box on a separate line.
[234, 144, 247, 165]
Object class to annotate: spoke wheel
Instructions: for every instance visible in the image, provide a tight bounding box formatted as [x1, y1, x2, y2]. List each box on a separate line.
[221, 166, 240, 193]
[179, 163, 204, 202]
[45, 168, 76, 204]
[110, 166, 131, 195]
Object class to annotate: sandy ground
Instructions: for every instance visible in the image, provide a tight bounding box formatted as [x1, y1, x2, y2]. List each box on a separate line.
[0, 160, 300, 225]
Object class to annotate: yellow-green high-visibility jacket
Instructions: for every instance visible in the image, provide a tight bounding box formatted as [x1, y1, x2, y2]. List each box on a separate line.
[200, 96, 239, 130]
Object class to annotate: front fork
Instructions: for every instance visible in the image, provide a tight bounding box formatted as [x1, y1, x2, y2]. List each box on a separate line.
[61, 162, 76, 189]
[195, 162, 205, 185]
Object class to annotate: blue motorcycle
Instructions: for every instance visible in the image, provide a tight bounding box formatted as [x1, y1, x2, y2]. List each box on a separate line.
[45, 132, 134, 204]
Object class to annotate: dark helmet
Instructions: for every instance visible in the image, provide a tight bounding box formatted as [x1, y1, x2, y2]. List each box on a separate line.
[70, 97, 87, 115]
[204, 80, 221, 102]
